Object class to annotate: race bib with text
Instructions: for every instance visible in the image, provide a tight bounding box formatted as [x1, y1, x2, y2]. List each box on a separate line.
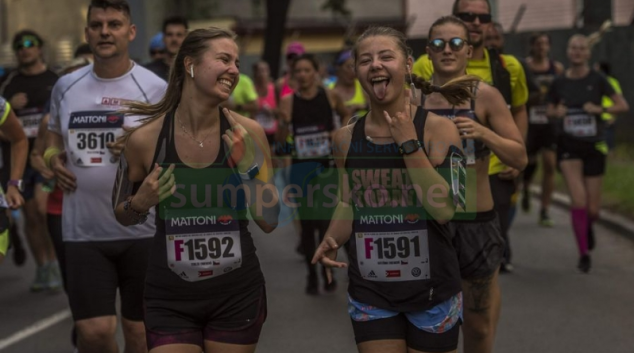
[68, 111, 123, 166]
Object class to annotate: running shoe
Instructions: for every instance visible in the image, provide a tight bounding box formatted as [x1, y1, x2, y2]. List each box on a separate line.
[587, 225, 595, 251]
[10, 225, 26, 266]
[539, 211, 554, 227]
[521, 190, 531, 213]
[47, 262, 63, 290]
[578, 255, 591, 273]
[30, 266, 49, 292]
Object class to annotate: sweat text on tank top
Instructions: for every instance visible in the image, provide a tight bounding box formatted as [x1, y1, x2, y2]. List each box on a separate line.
[345, 109, 461, 312]
[145, 109, 264, 300]
[48, 63, 167, 242]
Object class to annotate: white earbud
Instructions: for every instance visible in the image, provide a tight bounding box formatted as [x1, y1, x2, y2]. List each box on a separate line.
[190, 64, 194, 78]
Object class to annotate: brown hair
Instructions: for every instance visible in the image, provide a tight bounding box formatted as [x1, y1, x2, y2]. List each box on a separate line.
[353, 26, 479, 106]
[452, 0, 491, 15]
[427, 16, 470, 41]
[119, 27, 236, 142]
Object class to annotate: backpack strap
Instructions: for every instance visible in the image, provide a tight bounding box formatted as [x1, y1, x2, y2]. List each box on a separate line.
[487, 48, 513, 107]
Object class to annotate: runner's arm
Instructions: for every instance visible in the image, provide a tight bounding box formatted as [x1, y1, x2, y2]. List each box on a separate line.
[30, 114, 55, 179]
[0, 108, 27, 182]
[478, 85, 527, 170]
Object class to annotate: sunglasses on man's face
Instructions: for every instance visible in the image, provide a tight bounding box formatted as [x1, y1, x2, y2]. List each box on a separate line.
[428, 38, 468, 53]
[14, 39, 39, 51]
[456, 12, 492, 24]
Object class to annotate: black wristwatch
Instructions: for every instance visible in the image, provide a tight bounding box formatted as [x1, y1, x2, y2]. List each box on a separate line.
[399, 140, 422, 155]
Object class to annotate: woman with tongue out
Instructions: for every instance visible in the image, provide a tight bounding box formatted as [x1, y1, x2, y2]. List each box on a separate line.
[311, 26, 481, 353]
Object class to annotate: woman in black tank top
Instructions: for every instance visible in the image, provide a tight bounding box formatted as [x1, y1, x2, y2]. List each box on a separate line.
[420, 16, 527, 353]
[278, 54, 349, 295]
[113, 28, 279, 353]
[311, 26, 477, 353]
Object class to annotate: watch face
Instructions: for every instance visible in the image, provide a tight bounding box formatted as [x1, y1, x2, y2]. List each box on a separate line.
[401, 140, 419, 154]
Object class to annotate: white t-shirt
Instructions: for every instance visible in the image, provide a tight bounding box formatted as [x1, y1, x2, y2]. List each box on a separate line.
[49, 63, 167, 242]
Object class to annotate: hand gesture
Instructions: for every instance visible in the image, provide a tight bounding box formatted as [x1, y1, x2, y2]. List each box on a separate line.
[4, 187, 24, 209]
[10, 93, 28, 110]
[131, 163, 176, 213]
[222, 108, 255, 172]
[382, 89, 417, 145]
[51, 151, 77, 192]
[311, 237, 347, 284]
[583, 102, 603, 115]
[454, 117, 488, 140]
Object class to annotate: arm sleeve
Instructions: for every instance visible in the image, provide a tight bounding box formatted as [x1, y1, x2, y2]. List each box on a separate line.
[0, 96, 9, 127]
[435, 145, 467, 211]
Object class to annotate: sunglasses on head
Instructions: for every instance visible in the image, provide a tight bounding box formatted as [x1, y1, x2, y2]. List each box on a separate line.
[428, 38, 468, 53]
[456, 12, 492, 24]
[13, 38, 40, 51]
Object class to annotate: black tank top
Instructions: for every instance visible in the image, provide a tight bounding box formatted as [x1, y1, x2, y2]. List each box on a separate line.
[144, 108, 264, 300]
[344, 108, 461, 312]
[423, 84, 490, 163]
[291, 87, 335, 160]
[531, 59, 558, 104]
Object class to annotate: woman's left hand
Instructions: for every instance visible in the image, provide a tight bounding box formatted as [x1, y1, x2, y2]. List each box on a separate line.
[383, 89, 417, 145]
[222, 108, 256, 172]
[454, 117, 489, 140]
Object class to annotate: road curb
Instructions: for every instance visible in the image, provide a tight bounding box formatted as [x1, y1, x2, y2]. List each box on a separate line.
[529, 185, 634, 241]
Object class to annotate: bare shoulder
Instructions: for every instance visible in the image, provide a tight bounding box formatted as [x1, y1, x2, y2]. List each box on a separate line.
[474, 81, 500, 100]
[127, 115, 165, 151]
[232, 111, 265, 135]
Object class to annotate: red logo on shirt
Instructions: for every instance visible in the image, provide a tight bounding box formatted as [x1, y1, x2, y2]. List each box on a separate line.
[218, 215, 233, 225]
[198, 270, 213, 277]
[386, 270, 401, 278]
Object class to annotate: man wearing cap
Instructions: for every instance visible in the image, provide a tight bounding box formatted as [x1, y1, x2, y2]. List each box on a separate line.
[0, 29, 60, 291]
[145, 16, 188, 81]
[276, 41, 306, 99]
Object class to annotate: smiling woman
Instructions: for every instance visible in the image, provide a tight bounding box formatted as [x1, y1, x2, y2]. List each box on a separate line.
[113, 27, 280, 353]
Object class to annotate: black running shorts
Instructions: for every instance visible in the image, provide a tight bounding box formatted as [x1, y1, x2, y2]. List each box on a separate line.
[557, 137, 607, 177]
[450, 210, 505, 280]
[526, 123, 558, 156]
[351, 314, 461, 352]
[145, 285, 267, 350]
[66, 238, 152, 321]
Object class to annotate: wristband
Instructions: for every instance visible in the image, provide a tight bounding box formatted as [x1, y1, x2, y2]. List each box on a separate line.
[44, 147, 61, 169]
[124, 196, 149, 225]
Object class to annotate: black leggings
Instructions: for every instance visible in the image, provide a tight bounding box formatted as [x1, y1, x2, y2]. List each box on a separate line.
[489, 175, 517, 264]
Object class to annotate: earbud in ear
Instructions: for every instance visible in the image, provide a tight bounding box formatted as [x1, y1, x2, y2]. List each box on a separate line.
[190, 64, 194, 78]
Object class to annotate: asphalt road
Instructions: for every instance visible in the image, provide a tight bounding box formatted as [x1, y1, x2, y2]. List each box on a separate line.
[1, 199, 633, 353]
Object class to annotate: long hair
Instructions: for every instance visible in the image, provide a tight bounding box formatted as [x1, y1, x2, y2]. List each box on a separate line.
[353, 26, 479, 107]
[119, 27, 236, 142]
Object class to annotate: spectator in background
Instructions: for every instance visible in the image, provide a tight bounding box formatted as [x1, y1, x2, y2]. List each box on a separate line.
[227, 74, 258, 118]
[0, 30, 60, 290]
[147, 32, 165, 62]
[594, 61, 623, 153]
[145, 16, 188, 80]
[74, 43, 94, 62]
[253, 60, 279, 149]
[327, 49, 368, 124]
[276, 41, 305, 99]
